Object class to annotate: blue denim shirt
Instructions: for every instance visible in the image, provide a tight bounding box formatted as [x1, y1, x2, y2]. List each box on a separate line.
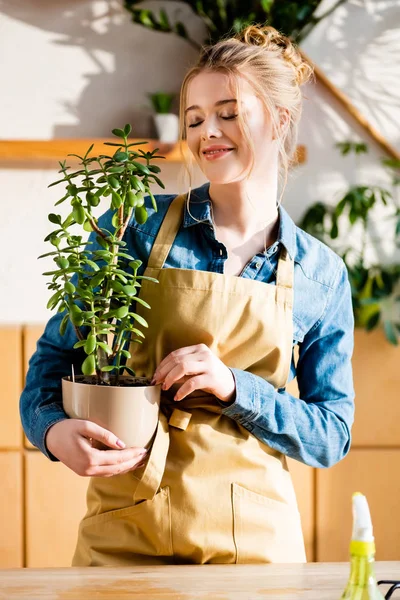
[20, 182, 355, 468]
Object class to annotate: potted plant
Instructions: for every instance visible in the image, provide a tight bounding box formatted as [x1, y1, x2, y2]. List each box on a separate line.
[300, 141, 400, 344]
[39, 124, 166, 448]
[148, 91, 179, 143]
[123, 1, 348, 46]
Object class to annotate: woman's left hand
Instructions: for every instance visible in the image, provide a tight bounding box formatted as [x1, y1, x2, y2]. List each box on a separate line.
[151, 343, 236, 403]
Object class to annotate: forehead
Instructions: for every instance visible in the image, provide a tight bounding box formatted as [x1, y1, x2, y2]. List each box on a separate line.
[185, 71, 256, 109]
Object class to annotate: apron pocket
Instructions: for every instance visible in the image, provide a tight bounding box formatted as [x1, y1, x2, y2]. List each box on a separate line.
[78, 486, 173, 561]
[232, 482, 306, 564]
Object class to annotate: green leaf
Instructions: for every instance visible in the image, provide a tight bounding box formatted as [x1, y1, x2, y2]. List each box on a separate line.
[38, 251, 58, 259]
[101, 365, 116, 372]
[56, 257, 69, 270]
[96, 235, 109, 250]
[84, 334, 97, 355]
[123, 365, 136, 376]
[85, 260, 100, 272]
[46, 290, 63, 310]
[72, 204, 85, 225]
[90, 273, 106, 288]
[365, 311, 380, 331]
[111, 212, 121, 228]
[130, 160, 151, 175]
[64, 281, 76, 294]
[130, 327, 145, 338]
[112, 128, 125, 139]
[73, 340, 87, 349]
[59, 313, 69, 336]
[124, 123, 132, 136]
[48, 213, 62, 225]
[83, 219, 93, 233]
[130, 312, 148, 327]
[111, 191, 123, 209]
[115, 305, 129, 319]
[97, 341, 113, 355]
[134, 296, 151, 309]
[114, 151, 129, 162]
[384, 321, 398, 345]
[122, 285, 137, 297]
[110, 280, 124, 293]
[82, 354, 96, 375]
[149, 174, 165, 189]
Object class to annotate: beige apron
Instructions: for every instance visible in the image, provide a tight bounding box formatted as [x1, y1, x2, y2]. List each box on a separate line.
[72, 193, 306, 566]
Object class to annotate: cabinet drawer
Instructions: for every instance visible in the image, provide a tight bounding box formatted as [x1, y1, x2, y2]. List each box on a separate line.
[25, 451, 88, 567]
[317, 449, 400, 561]
[352, 329, 400, 446]
[0, 452, 23, 567]
[0, 326, 22, 449]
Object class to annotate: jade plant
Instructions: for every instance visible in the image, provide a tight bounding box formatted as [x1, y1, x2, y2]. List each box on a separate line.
[300, 142, 400, 345]
[39, 124, 165, 384]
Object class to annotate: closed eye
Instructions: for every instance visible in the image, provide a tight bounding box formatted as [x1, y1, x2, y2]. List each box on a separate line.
[188, 115, 238, 128]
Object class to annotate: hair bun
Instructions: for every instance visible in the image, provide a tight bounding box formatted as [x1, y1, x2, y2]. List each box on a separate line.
[238, 24, 313, 86]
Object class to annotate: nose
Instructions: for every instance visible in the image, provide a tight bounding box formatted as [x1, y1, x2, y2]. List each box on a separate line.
[200, 116, 222, 140]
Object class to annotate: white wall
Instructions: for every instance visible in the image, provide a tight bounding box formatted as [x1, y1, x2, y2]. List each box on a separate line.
[0, 0, 399, 323]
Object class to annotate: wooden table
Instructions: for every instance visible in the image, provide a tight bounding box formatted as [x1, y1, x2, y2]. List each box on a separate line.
[0, 562, 399, 599]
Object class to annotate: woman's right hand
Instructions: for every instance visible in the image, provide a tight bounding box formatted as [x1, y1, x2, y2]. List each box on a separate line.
[45, 419, 148, 477]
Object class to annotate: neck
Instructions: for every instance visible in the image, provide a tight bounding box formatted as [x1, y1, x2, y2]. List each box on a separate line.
[208, 176, 279, 238]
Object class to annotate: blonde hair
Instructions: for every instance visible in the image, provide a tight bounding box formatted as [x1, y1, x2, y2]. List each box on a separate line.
[177, 23, 314, 207]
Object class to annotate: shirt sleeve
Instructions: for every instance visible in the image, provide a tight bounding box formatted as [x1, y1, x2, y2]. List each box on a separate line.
[19, 209, 114, 461]
[219, 260, 355, 468]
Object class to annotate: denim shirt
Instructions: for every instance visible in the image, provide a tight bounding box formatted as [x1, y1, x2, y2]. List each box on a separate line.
[20, 182, 355, 468]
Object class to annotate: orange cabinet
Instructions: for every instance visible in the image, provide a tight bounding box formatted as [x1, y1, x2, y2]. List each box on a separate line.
[316, 449, 400, 561]
[1, 326, 22, 449]
[288, 458, 315, 562]
[25, 451, 89, 567]
[0, 452, 23, 567]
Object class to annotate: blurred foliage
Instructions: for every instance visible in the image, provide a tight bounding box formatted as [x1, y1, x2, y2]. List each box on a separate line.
[123, 0, 348, 48]
[300, 144, 400, 345]
[148, 92, 175, 114]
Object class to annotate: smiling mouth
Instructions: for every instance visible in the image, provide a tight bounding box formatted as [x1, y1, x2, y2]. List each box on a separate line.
[202, 148, 235, 157]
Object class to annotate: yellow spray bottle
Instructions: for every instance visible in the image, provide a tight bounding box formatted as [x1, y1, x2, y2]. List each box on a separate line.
[341, 492, 385, 599]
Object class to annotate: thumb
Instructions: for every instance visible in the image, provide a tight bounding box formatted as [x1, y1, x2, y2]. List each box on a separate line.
[79, 420, 126, 449]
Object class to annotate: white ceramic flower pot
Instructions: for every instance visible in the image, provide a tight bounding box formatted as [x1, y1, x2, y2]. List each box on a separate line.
[154, 113, 179, 143]
[62, 375, 161, 449]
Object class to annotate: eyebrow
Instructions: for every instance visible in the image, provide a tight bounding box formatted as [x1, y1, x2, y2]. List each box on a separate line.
[185, 99, 237, 114]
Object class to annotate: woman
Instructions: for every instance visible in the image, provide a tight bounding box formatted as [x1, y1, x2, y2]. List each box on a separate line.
[20, 24, 355, 566]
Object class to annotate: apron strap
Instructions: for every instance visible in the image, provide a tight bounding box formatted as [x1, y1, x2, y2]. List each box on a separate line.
[275, 247, 294, 289]
[133, 410, 170, 503]
[147, 193, 187, 270]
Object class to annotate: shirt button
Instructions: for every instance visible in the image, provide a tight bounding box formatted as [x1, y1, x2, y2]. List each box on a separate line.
[255, 261, 262, 269]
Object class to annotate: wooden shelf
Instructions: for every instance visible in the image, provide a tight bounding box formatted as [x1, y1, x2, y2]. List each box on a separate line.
[0, 140, 306, 165]
[0, 139, 184, 163]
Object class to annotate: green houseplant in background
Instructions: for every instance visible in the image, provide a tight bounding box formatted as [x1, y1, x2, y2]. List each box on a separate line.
[300, 143, 400, 345]
[148, 91, 179, 142]
[124, 0, 348, 45]
[39, 124, 167, 447]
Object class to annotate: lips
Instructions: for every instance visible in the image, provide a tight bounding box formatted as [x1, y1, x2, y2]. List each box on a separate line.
[202, 145, 235, 155]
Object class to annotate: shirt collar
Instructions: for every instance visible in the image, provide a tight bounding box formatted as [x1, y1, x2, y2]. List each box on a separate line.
[183, 182, 296, 260]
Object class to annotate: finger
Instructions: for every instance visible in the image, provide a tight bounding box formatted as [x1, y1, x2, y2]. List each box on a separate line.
[173, 374, 209, 401]
[91, 447, 148, 467]
[153, 344, 207, 380]
[78, 420, 126, 450]
[162, 360, 206, 391]
[154, 351, 208, 384]
[90, 454, 148, 478]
